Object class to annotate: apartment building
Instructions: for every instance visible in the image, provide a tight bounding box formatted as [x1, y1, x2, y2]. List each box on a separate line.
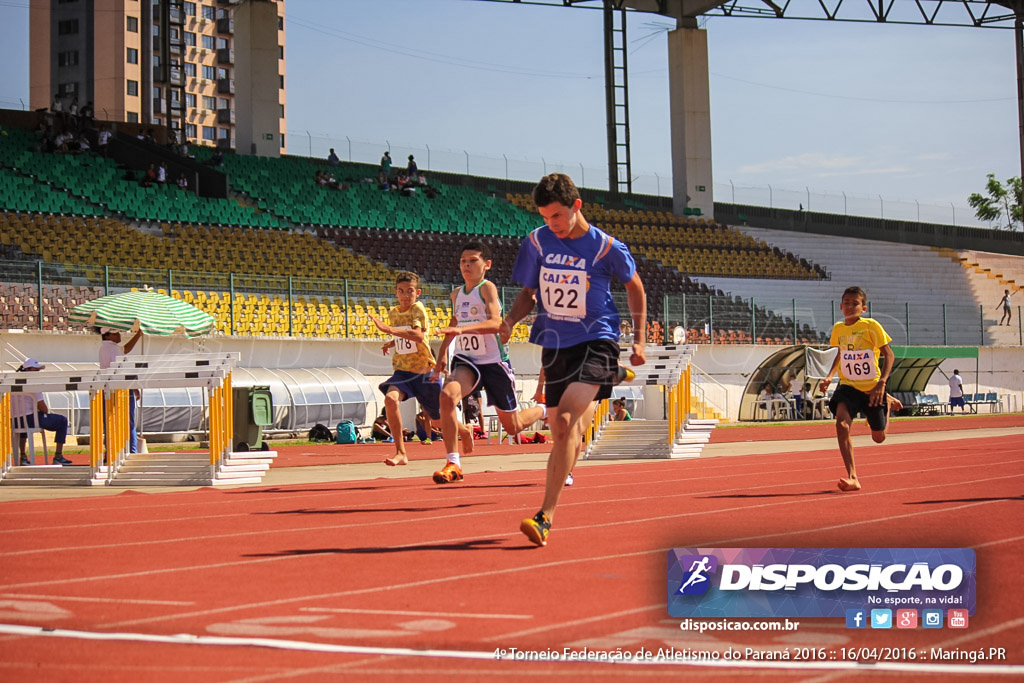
[30, 0, 287, 156]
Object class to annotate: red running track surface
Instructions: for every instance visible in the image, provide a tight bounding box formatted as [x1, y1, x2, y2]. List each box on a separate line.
[0, 429, 1021, 681]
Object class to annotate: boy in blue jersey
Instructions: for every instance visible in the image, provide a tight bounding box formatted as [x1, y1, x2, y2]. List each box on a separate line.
[502, 173, 647, 547]
[431, 241, 548, 484]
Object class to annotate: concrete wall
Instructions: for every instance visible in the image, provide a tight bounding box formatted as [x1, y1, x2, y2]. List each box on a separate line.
[667, 27, 713, 218]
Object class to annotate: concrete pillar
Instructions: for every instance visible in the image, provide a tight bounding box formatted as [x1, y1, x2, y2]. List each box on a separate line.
[234, 0, 280, 157]
[667, 26, 713, 219]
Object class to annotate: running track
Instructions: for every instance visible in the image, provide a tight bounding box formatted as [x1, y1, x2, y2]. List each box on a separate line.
[0, 427, 1021, 681]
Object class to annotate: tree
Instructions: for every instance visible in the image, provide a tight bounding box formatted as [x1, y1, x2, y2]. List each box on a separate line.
[968, 174, 1022, 231]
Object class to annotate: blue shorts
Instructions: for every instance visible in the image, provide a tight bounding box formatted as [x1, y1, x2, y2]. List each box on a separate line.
[949, 396, 966, 408]
[450, 356, 519, 412]
[379, 371, 442, 420]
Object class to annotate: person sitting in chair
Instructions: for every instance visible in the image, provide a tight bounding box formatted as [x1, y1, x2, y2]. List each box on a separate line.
[10, 359, 71, 465]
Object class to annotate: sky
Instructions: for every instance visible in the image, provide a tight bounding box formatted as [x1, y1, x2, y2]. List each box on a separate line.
[0, 0, 1019, 227]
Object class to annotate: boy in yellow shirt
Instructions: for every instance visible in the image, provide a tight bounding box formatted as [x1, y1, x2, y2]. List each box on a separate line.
[819, 286, 896, 492]
[370, 271, 444, 467]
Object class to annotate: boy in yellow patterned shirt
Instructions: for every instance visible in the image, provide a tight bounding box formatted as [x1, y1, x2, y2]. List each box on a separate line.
[370, 271, 443, 467]
[819, 286, 896, 492]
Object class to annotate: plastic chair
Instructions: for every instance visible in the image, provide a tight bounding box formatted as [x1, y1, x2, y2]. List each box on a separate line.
[11, 413, 48, 466]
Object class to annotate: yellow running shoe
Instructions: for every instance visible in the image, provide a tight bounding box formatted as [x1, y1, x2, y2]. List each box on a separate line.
[432, 461, 463, 484]
[615, 364, 636, 384]
[520, 511, 551, 547]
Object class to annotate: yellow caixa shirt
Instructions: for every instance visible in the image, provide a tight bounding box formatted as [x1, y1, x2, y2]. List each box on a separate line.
[829, 317, 893, 392]
[388, 302, 436, 373]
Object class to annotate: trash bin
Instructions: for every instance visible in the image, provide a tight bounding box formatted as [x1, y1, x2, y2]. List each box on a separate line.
[232, 385, 273, 451]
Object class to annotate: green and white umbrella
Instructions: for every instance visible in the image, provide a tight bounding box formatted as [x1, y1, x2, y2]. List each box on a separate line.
[70, 289, 215, 338]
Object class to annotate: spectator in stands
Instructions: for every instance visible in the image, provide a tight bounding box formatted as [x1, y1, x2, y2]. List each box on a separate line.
[97, 125, 111, 156]
[10, 359, 72, 466]
[380, 151, 392, 177]
[156, 162, 168, 185]
[144, 128, 156, 144]
[51, 94, 63, 116]
[407, 154, 418, 180]
[98, 327, 143, 454]
[619, 320, 633, 343]
[996, 289, 1016, 326]
[176, 173, 189, 190]
[140, 164, 156, 188]
[948, 369, 966, 413]
[53, 130, 74, 154]
[68, 97, 79, 119]
[207, 149, 224, 166]
[79, 100, 94, 124]
[377, 170, 390, 190]
[75, 132, 90, 153]
[327, 148, 340, 166]
[801, 382, 815, 419]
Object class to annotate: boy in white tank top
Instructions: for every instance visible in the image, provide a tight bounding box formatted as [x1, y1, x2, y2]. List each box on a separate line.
[430, 242, 547, 484]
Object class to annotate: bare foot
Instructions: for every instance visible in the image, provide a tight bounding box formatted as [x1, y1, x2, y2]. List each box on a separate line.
[384, 454, 408, 466]
[838, 477, 862, 492]
[459, 423, 475, 455]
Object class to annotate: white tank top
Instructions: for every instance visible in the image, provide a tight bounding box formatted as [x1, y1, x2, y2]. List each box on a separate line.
[453, 281, 508, 365]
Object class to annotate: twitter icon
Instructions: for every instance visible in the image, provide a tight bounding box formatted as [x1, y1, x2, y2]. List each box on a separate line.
[870, 609, 893, 629]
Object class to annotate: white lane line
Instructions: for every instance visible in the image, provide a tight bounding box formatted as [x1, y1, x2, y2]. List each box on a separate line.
[0, 469, 1017, 600]
[0, 623, 1019, 675]
[105, 492, 1016, 629]
[481, 605, 663, 642]
[2, 454, 1019, 559]
[0, 435, 1015, 530]
[0, 592, 193, 606]
[974, 534, 1024, 549]
[299, 607, 531, 620]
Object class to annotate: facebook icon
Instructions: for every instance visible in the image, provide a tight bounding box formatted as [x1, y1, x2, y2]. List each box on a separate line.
[845, 609, 867, 629]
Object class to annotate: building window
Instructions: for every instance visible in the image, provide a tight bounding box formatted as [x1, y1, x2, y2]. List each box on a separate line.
[217, 67, 228, 79]
[184, 62, 196, 77]
[153, 23, 159, 38]
[218, 128, 230, 139]
[127, 48, 139, 64]
[217, 37, 228, 49]
[127, 16, 138, 32]
[170, 27, 180, 40]
[57, 51, 79, 67]
[57, 19, 79, 35]
[127, 112, 139, 123]
[280, 133, 285, 149]
[184, 2, 196, 17]
[279, 74, 284, 89]
[202, 65, 216, 80]
[218, 97, 229, 109]
[203, 96, 216, 110]
[57, 82, 78, 97]
[153, 86, 161, 98]
[278, 45, 283, 60]
[127, 80, 139, 96]
[280, 104, 285, 117]
[186, 93, 196, 108]
[202, 5, 215, 20]
[203, 126, 216, 141]
[185, 123, 197, 138]
[184, 31, 195, 46]
[278, 16, 283, 30]
[202, 35, 215, 50]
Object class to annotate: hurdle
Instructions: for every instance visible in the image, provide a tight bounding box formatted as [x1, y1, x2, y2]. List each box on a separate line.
[0, 353, 260, 485]
[584, 345, 717, 460]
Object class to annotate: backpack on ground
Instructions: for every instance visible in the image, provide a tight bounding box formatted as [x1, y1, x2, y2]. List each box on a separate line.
[308, 423, 333, 442]
[336, 420, 357, 445]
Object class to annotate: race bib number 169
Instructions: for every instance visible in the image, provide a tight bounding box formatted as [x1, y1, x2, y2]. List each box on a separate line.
[840, 349, 876, 380]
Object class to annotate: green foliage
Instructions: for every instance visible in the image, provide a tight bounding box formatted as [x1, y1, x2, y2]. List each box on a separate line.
[968, 174, 1022, 231]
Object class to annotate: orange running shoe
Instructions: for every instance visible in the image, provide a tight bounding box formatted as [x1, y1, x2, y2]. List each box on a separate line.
[432, 461, 464, 484]
[520, 511, 551, 547]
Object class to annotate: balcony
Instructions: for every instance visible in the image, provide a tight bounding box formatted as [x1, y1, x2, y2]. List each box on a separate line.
[217, 78, 234, 95]
[217, 108, 235, 124]
[217, 48, 234, 65]
[152, 98, 164, 114]
[168, 67, 184, 87]
[217, 17, 234, 34]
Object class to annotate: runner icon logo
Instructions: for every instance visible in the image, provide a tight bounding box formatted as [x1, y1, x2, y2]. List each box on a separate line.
[676, 555, 718, 595]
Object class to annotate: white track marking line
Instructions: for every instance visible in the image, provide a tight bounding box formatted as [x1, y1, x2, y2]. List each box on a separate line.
[103, 492, 1016, 629]
[1, 431, 1015, 524]
[0, 623, 1019, 675]
[2, 455, 1019, 559]
[299, 607, 531, 620]
[973, 534, 1024, 549]
[0, 592, 192, 606]
[0, 470, 1018, 599]
[481, 605, 664, 642]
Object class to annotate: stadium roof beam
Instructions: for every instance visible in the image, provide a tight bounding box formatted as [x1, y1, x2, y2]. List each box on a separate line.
[486, 0, 1024, 216]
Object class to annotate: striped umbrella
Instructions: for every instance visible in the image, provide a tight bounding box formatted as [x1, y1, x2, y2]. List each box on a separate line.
[70, 289, 215, 338]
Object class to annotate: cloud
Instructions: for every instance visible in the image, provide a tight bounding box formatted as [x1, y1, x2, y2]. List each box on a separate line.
[738, 153, 861, 175]
[817, 166, 909, 178]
